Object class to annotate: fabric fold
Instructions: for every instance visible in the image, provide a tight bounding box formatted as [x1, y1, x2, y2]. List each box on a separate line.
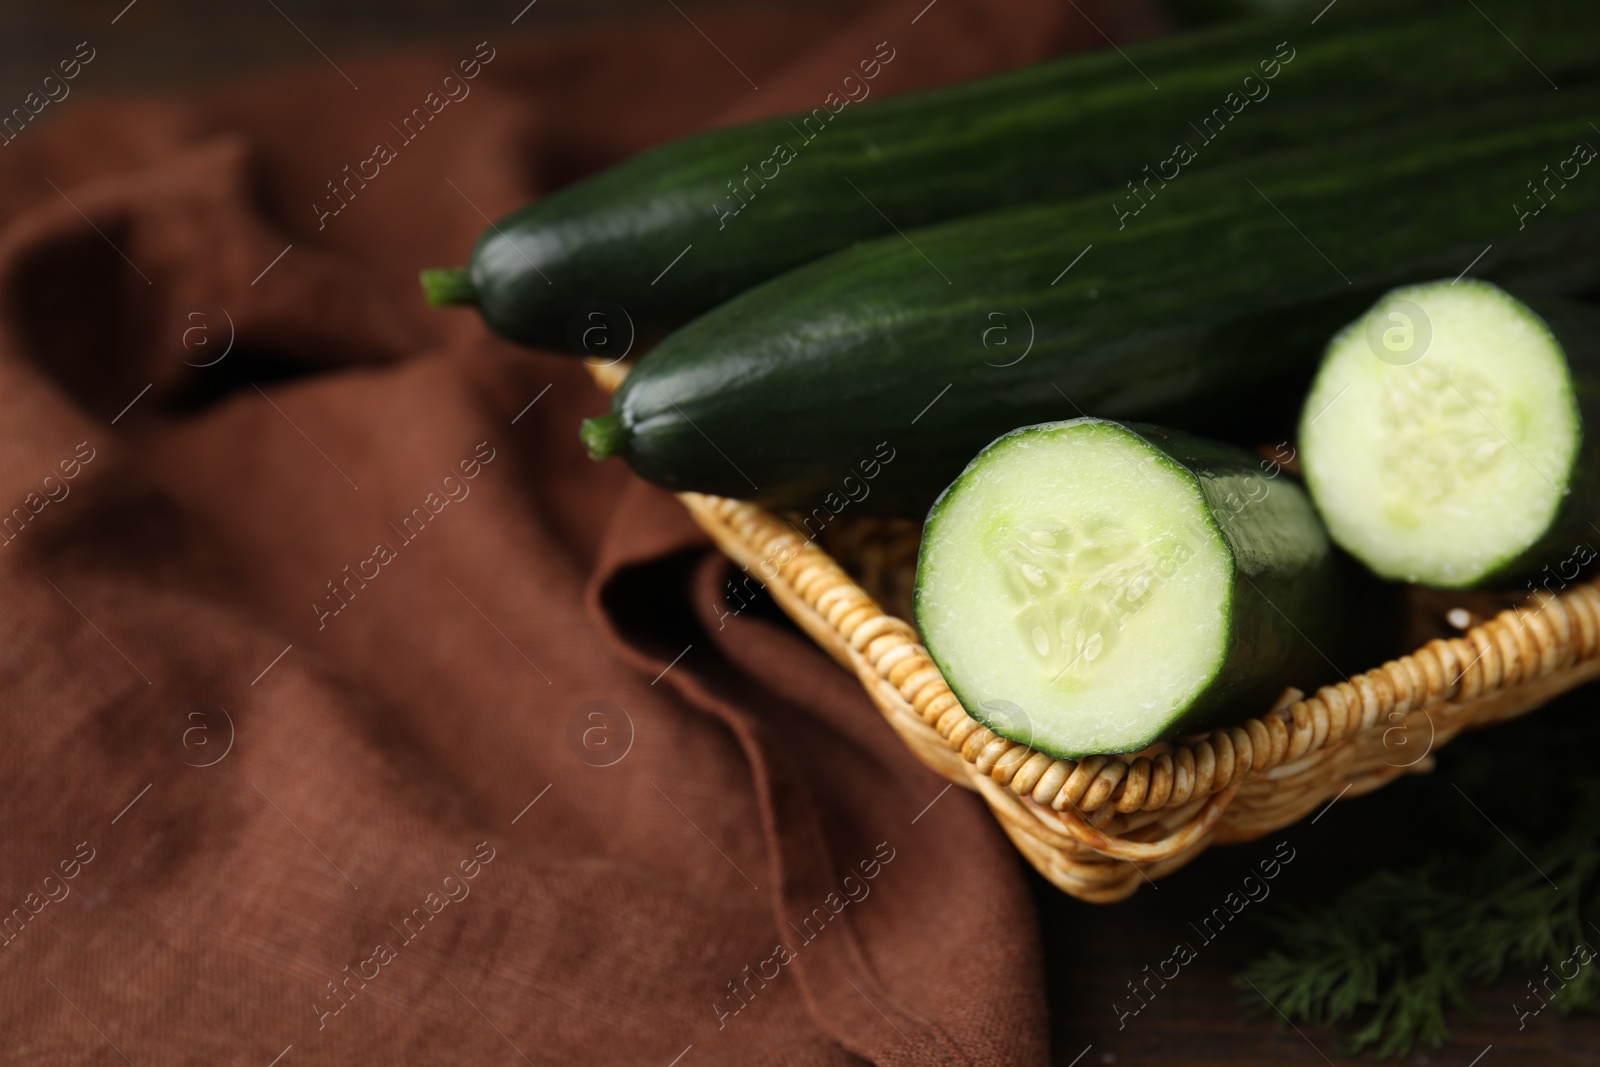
[0, 2, 1156, 1062]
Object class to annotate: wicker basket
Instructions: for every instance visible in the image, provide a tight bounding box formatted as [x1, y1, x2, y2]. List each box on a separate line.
[589, 363, 1600, 902]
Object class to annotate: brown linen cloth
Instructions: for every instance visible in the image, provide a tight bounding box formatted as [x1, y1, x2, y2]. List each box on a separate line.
[0, 1, 1164, 1062]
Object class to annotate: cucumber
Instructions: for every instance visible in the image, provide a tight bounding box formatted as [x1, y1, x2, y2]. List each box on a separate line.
[426, 0, 1600, 351]
[915, 419, 1339, 758]
[1300, 279, 1600, 589]
[582, 94, 1600, 517]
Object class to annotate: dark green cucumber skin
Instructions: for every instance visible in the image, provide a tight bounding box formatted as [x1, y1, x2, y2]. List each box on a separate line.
[1139, 425, 1337, 735]
[603, 94, 1600, 518]
[916, 420, 1346, 756]
[1126, 425, 1343, 737]
[1475, 296, 1600, 590]
[468, 0, 1600, 350]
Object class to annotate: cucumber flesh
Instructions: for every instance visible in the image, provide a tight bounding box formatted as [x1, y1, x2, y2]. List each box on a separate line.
[1300, 280, 1582, 588]
[916, 419, 1338, 758]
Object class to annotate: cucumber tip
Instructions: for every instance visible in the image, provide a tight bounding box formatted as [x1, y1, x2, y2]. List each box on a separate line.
[420, 267, 477, 307]
[580, 414, 629, 460]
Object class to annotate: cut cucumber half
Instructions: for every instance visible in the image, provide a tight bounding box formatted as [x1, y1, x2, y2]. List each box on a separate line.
[1300, 280, 1591, 588]
[914, 419, 1341, 758]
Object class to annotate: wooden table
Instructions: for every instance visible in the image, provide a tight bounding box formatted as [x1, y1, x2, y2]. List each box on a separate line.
[1040, 757, 1600, 1066]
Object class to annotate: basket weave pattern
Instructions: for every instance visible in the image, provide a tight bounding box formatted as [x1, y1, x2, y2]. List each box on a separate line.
[591, 363, 1600, 901]
[678, 492, 1600, 902]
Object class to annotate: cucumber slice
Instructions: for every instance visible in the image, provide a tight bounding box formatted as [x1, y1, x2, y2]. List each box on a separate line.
[1300, 280, 1591, 588]
[915, 419, 1340, 758]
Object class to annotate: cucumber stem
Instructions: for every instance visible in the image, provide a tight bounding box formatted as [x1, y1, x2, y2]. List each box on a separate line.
[420, 268, 478, 307]
[580, 414, 630, 459]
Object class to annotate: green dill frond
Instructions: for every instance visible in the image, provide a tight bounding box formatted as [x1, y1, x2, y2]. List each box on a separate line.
[1236, 706, 1600, 1057]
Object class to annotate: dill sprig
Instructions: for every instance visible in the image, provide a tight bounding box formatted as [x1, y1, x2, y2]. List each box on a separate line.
[1236, 698, 1600, 1057]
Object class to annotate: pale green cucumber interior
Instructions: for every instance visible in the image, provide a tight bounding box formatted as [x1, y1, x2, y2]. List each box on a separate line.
[915, 421, 1232, 758]
[1300, 280, 1579, 588]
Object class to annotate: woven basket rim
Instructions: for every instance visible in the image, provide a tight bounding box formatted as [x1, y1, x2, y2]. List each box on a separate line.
[678, 490, 1595, 815]
[586, 359, 1600, 897]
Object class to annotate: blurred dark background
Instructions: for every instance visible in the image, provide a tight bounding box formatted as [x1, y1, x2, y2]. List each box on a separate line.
[0, 0, 825, 101]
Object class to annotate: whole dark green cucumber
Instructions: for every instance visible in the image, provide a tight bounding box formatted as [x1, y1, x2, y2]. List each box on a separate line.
[583, 93, 1600, 517]
[425, 0, 1600, 351]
